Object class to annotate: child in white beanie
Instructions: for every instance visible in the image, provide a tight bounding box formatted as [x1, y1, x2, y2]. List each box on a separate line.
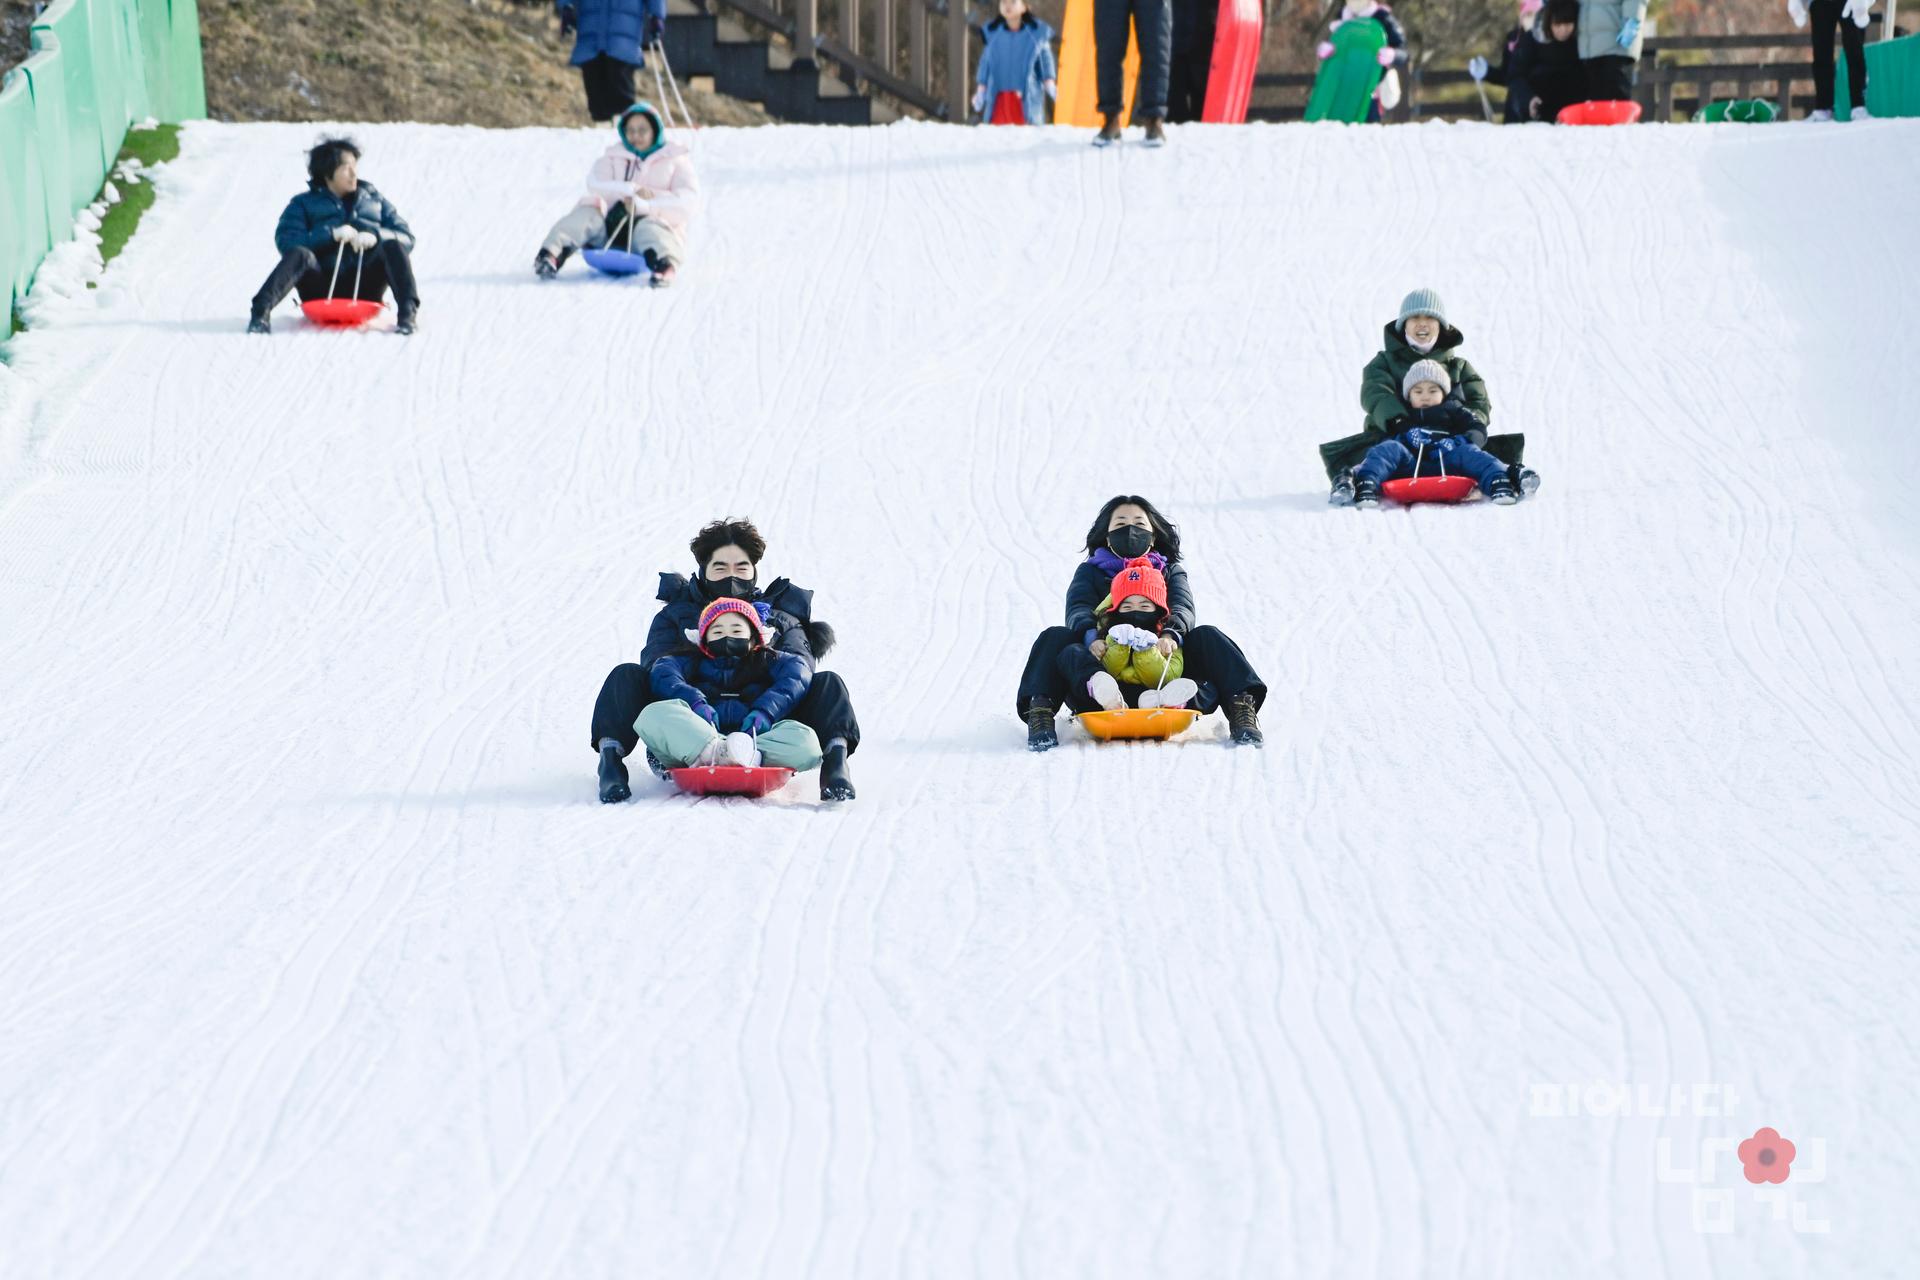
[1349, 360, 1520, 507]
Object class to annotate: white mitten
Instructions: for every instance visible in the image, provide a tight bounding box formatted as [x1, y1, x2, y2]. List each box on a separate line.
[352, 230, 378, 252]
[1843, 0, 1871, 26]
[628, 197, 652, 215]
[971, 86, 987, 113]
[331, 223, 356, 244]
[1787, 0, 1808, 27]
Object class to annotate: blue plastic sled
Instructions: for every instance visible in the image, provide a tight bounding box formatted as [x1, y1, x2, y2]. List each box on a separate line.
[582, 248, 650, 277]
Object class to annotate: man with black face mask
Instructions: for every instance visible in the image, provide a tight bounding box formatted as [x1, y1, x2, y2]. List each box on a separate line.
[589, 517, 862, 804]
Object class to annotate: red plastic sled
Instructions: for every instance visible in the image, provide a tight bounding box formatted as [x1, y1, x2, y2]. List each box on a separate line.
[301, 298, 384, 327]
[1381, 474, 1478, 504]
[1557, 99, 1642, 126]
[669, 765, 794, 798]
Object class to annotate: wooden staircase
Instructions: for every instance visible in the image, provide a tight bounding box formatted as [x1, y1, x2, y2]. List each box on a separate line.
[661, 0, 979, 125]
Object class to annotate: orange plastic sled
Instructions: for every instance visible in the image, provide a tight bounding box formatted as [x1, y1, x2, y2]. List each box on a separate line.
[1078, 708, 1201, 741]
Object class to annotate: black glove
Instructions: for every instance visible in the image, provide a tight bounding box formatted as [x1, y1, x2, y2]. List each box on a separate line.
[643, 14, 665, 47]
[1383, 413, 1409, 433]
[1442, 399, 1487, 445]
[559, 5, 577, 36]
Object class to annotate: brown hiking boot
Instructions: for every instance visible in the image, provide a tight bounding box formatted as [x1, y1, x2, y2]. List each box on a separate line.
[1225, 693, 1264, 747]
[1143, 117, 1167, 147]
[1094, 115, 1123, 146]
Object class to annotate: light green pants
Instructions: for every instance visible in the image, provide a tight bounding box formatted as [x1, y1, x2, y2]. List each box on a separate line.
[636, 700, 824, 770]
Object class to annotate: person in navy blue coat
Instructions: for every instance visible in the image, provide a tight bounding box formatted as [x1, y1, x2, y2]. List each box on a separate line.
[590, 518, 863, 804]
[557, 0, 670, 121]
[247, 138, 419, 335]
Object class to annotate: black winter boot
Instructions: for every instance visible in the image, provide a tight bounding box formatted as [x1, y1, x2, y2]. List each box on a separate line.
[1328, 469, 1356, 506]
[1143, 117, 1167, 147]
[1094, 115, 1123, 146]
[246, 308, 271, 335]
[1025, 701, 1059, 752]
[395, 304, 418, 336]
[1354, 474, 1382, 509]
[1225, 693, 1264, 747]
[1511, 464, 1542, 497]
[820, 740, 856, 803]
[598, 743, 632, 803]
[534, 248, 560, 279]
[1486, 476, 1519, 505]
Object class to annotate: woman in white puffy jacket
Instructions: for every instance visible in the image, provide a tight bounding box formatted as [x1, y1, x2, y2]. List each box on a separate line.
[1790, 0, 1874, 121]
[534, 102, 702, 284]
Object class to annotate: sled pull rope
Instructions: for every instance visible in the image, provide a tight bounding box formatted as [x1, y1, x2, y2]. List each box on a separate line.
[1412, 440, 1426, 481]
[654, 44, 696, 131]
[325, 237, 345, 301]
[351, 242, 365, 303]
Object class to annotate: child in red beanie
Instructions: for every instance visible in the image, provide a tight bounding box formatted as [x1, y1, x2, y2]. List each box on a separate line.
[1068, 556, 1200, 712]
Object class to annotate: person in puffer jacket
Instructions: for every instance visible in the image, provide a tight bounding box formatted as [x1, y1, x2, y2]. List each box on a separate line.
[639, 598, 824, 772]
[534, 102, 701, 285]
[1088, 558, 1197, 710]
[1347, 360, 1523, 507]
[557, 0, 669, 121]
[972, 0, 1058, 125]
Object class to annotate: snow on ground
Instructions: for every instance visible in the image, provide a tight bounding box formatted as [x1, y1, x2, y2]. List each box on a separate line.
[1, 117, 1917, 1278]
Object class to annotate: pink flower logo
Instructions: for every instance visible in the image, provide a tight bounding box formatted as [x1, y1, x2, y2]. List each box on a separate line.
[1738, 1127, 1796, 1184]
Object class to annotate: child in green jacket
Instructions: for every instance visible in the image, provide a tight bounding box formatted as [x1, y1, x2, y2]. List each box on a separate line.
[1082, 557, 1200, 711]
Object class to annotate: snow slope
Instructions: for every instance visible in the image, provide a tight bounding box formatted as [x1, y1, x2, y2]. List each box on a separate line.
[2, 118, 1918, 1278]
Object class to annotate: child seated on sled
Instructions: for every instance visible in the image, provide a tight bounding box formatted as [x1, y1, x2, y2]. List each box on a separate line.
[972, 0, 1058, 125]
[1067, 557, 1201, 713]
[638, 598, 824, 772]
[1351, 361, 1518, 506]
[533, 102, 701, 286]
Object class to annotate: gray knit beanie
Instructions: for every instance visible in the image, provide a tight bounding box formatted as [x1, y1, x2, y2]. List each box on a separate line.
[1397, 287, 1447, 331]
[1403, 359, 1452, 398]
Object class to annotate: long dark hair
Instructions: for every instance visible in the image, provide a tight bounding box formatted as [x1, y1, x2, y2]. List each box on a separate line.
[1083, 494, 1182, 563]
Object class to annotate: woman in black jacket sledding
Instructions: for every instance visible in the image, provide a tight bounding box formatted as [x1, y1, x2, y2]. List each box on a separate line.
[1016, 495, 1268, 751]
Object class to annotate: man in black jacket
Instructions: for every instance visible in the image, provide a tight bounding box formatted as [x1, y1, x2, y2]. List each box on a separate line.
[590, 518, 860, 803]
[248, 138, 419, 335]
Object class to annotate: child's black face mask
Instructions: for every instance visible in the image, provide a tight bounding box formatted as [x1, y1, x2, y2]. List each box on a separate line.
[1107, 525, 1153, 559]
[709, 637, 753, 661]
[1118, 611, 1161, 632]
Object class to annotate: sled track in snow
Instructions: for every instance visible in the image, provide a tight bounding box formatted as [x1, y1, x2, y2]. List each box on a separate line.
[2, 119, 1919, 1277]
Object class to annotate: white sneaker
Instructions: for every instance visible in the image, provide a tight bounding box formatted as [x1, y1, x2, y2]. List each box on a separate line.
[1157, 678, 1199, 710]
[1137, 689, 1163, 709]
[723, 731, 761, 768]
[1803, 109, 1834, 123]
[693, 737, 728, 767]
[1087, 671, 1125, 711]
[1850, 107, 1873, 122]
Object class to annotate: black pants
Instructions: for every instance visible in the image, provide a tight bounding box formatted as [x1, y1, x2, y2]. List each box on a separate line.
[580, 54, 638, 121]
[250, 242, 419, 317]
[1166, 0, 1215, 123]
[591, 662, 862, 756]
[1810, 0, 1868, 111]
[1017, 624, 1266, 717]
[1583, 54, 1634, 102]
[1095, 0, 1171, 122]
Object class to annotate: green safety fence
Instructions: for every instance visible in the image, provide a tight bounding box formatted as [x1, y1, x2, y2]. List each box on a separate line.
[2, 0, 205, 323]
[1838, 31, 1920, 119]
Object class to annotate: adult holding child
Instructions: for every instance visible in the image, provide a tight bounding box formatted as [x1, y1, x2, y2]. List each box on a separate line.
[590, 518, 860, 803]
[1016, 496, 1267, 751]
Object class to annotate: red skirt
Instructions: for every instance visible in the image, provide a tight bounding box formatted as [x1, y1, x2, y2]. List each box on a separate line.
[990, 91, 1027, 126]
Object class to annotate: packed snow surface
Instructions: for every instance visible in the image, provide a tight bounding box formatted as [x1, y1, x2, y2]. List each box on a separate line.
[2, 119, 1918, 1278]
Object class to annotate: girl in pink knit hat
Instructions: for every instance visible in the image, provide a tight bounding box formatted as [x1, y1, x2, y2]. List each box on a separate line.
[637, 598, 824, 774]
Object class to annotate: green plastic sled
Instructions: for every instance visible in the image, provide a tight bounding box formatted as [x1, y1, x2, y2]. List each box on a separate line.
[1697, 99, 1780, 124]
[1305, 20, 1388, 124]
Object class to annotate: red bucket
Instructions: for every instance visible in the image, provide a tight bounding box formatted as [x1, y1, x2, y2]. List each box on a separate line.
[670, 765, 795, 798]
[1557, 99, 1642, 126]
[301, 298, 384, 327]
[1381, 475, 1478, 504]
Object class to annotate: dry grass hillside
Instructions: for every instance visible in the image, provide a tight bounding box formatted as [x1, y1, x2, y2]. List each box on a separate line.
[2, 0, 767, 125]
